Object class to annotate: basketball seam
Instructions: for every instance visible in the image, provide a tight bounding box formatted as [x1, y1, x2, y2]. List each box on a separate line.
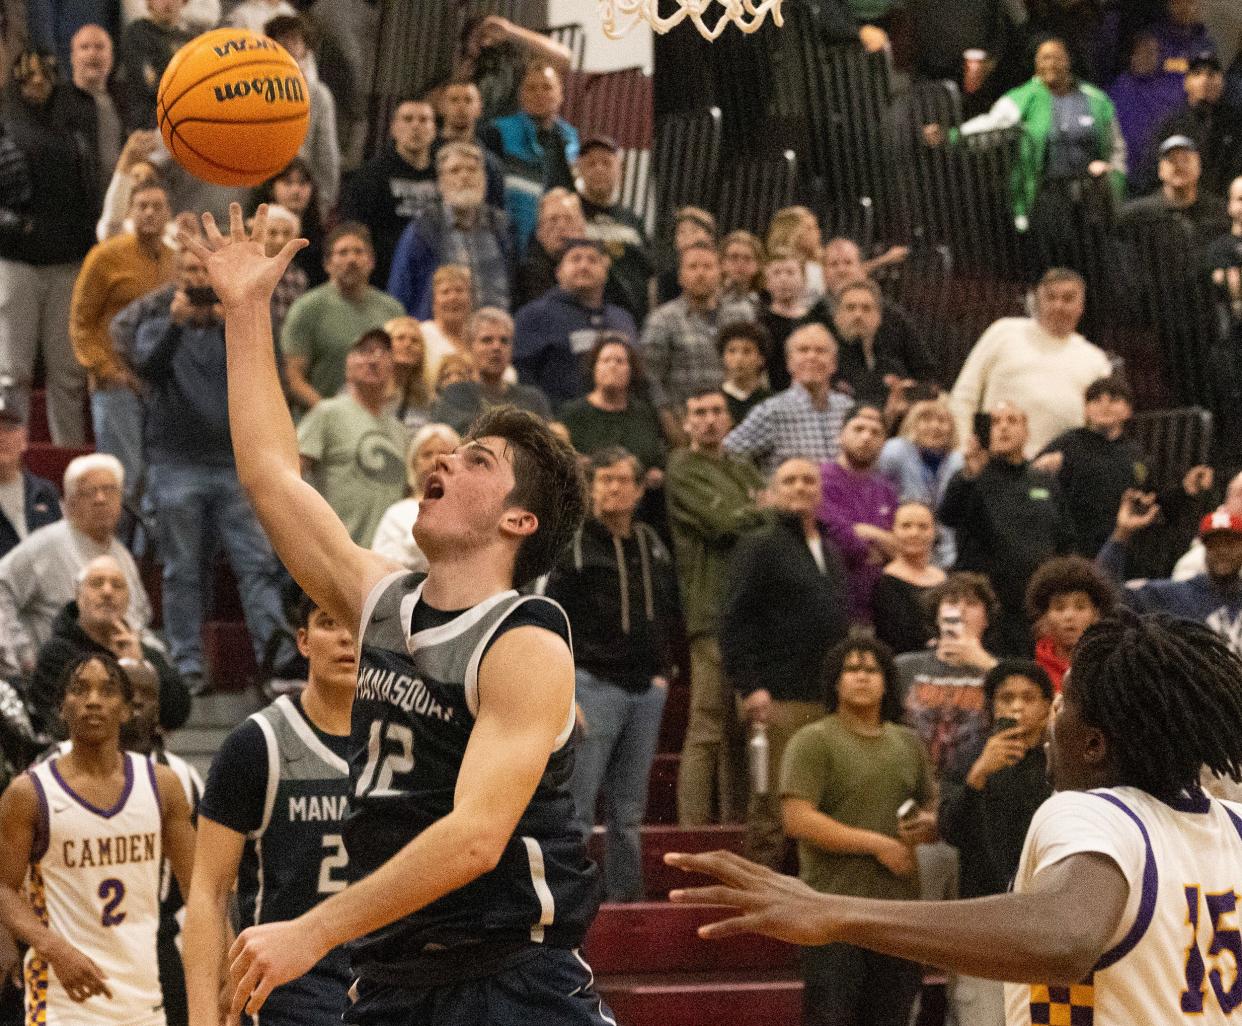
[169, 124, 300, 178]
[171, 114, 309, 127]
[159, 56, 306, 132]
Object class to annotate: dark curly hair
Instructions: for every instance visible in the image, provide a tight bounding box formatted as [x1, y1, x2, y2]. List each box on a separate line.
[1070, 612, 1242, 800]
[466, 406, 586, 587]
[981, 659, 1054, 719]
[822, 634, 904, 723]
[1025, 555, 1118, 621]
[715, 319, 772, 362]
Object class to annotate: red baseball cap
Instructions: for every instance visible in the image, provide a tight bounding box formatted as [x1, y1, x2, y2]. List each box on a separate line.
[1199, 511, 1242, 539]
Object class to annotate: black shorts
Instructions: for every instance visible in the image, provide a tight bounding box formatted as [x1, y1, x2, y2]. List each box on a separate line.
[344, 947, 616, 1026]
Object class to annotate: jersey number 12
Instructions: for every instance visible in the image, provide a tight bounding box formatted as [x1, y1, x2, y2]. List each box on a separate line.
[355, 720, 414, 799]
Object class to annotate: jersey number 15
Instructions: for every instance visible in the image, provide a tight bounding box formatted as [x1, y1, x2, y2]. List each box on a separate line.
[1180, 884, 1242, 1014]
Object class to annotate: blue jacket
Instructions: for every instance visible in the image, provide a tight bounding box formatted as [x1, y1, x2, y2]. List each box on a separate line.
[0, 470, 60, 559]
[483, 112, 579, 253]
[512, 288, 637, 411]
[386, 203, 514, 319]
[132, 298, 233, 467]
[1099, 538, 1242, 645]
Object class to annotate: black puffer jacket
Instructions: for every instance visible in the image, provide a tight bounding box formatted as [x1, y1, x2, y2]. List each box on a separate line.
[0, 83, 98, 265]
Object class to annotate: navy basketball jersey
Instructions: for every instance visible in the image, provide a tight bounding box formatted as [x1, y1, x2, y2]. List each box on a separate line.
[235, 695, 352, 1024]
[347, 571, 600, 973]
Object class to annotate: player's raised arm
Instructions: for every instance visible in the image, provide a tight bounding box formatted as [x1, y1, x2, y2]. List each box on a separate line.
[666, 844, 1129, 985]
[180, 204, 397, 629]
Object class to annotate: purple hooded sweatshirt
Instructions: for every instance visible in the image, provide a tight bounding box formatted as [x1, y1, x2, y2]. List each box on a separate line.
[818, 460, 898, 625]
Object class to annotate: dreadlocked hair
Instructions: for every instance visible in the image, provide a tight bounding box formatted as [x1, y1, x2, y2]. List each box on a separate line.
[1071, 611, 1242, 800]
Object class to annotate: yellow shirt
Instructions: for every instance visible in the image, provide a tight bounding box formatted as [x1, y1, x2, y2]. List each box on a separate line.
[68, 233, 175, 388]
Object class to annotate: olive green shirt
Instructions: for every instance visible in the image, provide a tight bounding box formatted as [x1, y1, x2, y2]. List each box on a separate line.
[781, 714, 933, 901]
[665, 447, 767, 638]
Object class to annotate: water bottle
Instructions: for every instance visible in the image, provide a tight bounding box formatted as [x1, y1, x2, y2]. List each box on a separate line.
[749, 722, 770, 796]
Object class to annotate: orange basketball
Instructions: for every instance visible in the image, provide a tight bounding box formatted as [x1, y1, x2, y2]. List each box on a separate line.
[156, 28, 309, 187]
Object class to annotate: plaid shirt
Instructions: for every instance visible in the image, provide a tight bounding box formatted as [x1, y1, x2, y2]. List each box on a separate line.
[641, 294, 755, 411]
[271, 264, 309, 341]
[723, 382, 853, 477]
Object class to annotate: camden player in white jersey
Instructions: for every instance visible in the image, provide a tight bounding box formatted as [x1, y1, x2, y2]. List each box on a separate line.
[665, 612, 1242, 1026]
[0, 653, 196, 1026]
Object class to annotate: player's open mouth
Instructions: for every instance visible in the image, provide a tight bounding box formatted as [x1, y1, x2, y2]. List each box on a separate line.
[424, 476, 445, 500]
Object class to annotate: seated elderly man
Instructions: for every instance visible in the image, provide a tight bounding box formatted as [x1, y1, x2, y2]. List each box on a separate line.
[0, 453, 151, 676]
[27, 554, 188, 741]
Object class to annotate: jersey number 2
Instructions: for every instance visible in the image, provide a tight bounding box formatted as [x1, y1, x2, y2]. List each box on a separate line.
[98, 878, 126, 927]
[317, 835, 348, 894]
[1180, 884, 1242, 1014]
[355, 720, 414, 798]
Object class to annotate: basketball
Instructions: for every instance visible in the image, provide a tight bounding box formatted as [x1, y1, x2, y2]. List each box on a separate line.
[156, 27, 309, 187]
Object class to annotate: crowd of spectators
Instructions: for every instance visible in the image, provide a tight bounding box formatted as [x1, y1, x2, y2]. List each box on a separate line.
[0, 3, 1241, 1026]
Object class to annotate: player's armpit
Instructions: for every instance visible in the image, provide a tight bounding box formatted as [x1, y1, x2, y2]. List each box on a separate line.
[454, 625, 576, 859]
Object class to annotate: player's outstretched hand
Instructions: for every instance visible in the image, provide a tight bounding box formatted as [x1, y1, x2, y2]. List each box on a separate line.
[665, 849, 840, 946]
[228, 918, 328, 1018]
[47, 939, 112, 1002]
[178, 203, 307, 311]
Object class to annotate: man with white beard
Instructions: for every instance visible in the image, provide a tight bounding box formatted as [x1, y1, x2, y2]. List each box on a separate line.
[387, 142, 514, 318]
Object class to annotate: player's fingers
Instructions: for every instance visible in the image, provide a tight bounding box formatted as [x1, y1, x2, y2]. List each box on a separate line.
[273, 237, 310, 273]
[177, 229, 207, 258]
[229, 202, 245, 241]
[665, 849, 771, 887]
[201, 211, 225, 248]
[698, 912, 768, 940]
[245, 973, 277, 1017]
[229, 961, 264, 1018]
[252, 202, 268, 242]
[668, 884, 755, 909]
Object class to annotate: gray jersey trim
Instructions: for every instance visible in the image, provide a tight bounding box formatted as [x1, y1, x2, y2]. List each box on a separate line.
[248, 713, 281, 840]
[273, 695, 348, 774]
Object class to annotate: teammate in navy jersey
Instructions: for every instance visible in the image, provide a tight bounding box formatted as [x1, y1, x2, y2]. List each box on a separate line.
[181, 206, 612, 1026]
[183, 592, 356, 1026]
[0, 654, 196, 1026]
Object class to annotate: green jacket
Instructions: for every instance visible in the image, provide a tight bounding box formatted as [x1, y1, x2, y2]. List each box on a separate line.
[665, 448, 768, 638]
[960, 76, 1127, 228]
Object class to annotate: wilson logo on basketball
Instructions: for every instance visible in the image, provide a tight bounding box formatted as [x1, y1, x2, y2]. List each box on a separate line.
[212, 75, 305, 105]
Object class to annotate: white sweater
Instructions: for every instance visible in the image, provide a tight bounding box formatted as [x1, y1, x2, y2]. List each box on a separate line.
[949, 317, 1112, 456]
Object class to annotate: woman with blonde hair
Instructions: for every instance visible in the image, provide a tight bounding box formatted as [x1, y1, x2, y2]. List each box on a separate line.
[384, 316, 433, 432]
[369, 423, 461, 571]
[877, 396, 964, 566]
[420, 265, 475, 384]
[434, 352, 476, 395]
[765, 205, 824, 301]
